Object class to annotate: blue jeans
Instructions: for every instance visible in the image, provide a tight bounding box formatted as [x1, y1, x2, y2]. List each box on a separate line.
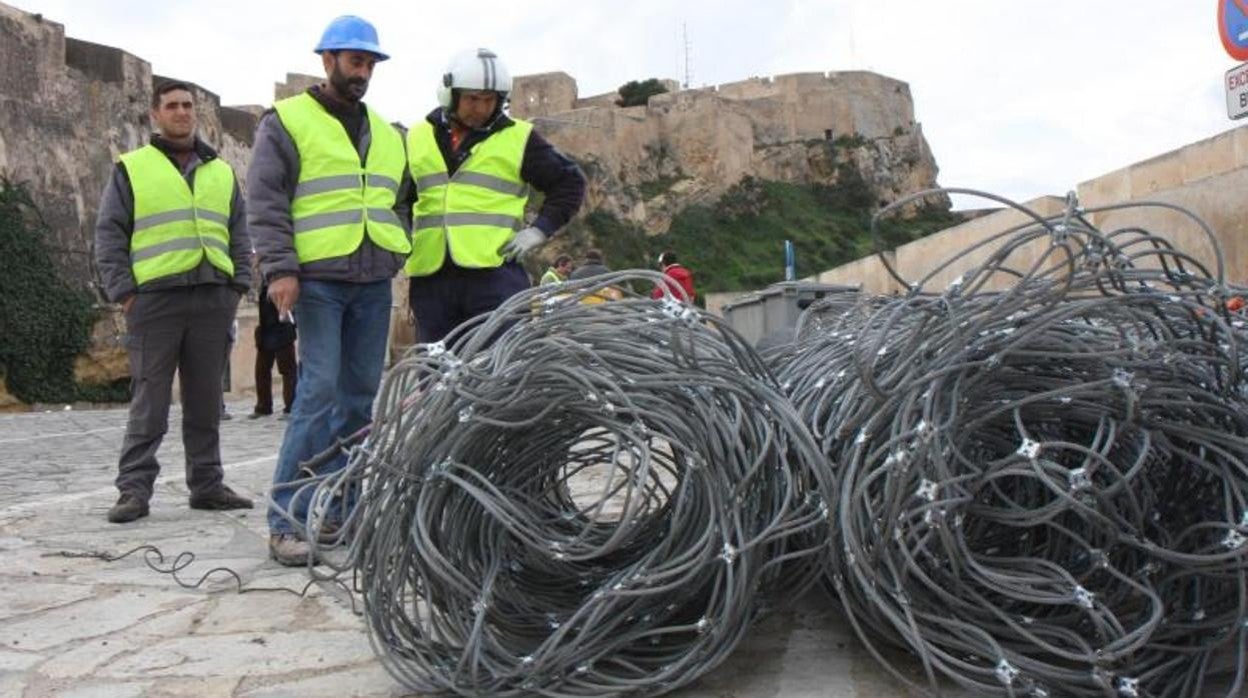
[268, 279, 391, 534]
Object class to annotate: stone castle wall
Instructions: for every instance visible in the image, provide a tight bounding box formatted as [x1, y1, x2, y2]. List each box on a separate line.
[511, 69, 942, 233]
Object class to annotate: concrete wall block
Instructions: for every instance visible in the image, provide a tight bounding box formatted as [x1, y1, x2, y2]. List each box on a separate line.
[1124, 152, 1184, 198]
[892, 197, 1065, 293]
[816, 251, 902, 295]
[1178, 129, 1237, 185]
[1233, 125, 1248, 169]
[1076, 166, 1131, 215]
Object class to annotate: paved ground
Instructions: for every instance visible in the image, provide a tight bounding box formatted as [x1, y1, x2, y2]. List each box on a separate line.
[0, 401, 936, 697]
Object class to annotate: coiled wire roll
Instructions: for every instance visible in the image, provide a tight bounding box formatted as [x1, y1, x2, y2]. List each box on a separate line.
[305, 271, 831, 696]
[773, 190, 1248, 697]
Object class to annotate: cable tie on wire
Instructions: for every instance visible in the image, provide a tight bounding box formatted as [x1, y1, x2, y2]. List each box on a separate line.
[1115, 677, 1140, 698]
[1068, 468, 1092, 492]
[1073, 585, 1095, 609]
[915, 479, 938, 502]
[1017, 438, 1041, 460]
[994, 658, 1020, 685]
[1222, 529, 1246, 550]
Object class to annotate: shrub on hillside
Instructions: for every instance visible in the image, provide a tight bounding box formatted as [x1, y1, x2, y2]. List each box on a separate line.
[616, 79, 670, 108]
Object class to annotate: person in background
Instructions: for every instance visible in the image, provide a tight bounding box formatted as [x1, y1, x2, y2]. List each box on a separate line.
[651, 250, 695, 302]
[540, 254, 573, 286]
[568, 249, 621, 303]
[568, 248, 610, 281]
[93, 80, 254, 523]
[220, 319, 237, 420]
[249, 278, 298, 419]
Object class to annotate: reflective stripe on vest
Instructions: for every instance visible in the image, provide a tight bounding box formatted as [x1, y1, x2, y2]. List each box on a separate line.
[119, 145, 235, 286]
[273, 93, 410, 264]
[404, 119, 532, 277]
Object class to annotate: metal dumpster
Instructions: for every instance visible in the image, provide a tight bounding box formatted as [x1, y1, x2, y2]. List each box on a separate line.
[720, 282, 859, 347]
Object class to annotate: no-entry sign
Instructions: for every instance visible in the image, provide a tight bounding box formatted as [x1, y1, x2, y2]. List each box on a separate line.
[1220, 0, 1248, 60]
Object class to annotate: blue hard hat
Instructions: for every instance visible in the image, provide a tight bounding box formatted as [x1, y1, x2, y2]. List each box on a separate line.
[314, 15, 389, 61]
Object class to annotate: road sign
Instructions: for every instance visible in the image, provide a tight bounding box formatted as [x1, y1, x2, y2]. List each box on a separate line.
[1220, 0, 1248, 61]
[1228, 61, 1248, 119]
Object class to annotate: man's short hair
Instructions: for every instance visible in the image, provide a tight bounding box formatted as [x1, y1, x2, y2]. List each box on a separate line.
[584, 249, 604, 263]
[658, 250, 677, 266]
[152, 80, 193, 109]
[555, 254, 573, 267]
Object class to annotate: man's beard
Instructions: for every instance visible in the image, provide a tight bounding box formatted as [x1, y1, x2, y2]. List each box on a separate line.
[330, 65, 368, 102]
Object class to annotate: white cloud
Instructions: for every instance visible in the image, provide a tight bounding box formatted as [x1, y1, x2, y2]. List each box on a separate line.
[10, 0, 1243, 208]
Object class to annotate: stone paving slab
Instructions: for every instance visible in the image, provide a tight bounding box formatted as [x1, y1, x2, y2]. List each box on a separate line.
[0, 401, 943, 697]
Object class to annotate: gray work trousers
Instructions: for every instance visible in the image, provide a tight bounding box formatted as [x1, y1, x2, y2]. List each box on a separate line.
[115, 285, 240, 500]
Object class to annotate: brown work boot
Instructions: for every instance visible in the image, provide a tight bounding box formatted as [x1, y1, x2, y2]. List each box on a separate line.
[269, 533, 319, 567]
[189, 485, 254, 511]
[107, 493, 149, 523]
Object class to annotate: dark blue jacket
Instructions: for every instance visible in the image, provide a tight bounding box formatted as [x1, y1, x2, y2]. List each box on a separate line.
[406, 108, 586, 270]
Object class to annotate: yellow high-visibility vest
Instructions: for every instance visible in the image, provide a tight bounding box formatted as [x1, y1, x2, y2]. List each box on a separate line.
[405, 119, 532, 276]
[120, 145, 235, 286]
[273, 93, 410, 264]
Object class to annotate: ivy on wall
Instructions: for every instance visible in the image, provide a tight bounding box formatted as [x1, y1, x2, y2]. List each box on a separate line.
[0, 179, 129, 404]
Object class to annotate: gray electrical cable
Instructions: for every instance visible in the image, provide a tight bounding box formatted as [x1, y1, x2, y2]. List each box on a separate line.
[772, 190, 1248, 697]
[287, 270, 833, 696]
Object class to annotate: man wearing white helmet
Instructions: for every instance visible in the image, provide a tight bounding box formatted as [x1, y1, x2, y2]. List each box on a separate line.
[248, 15, 411, 565]
[404, 48, 586, 343]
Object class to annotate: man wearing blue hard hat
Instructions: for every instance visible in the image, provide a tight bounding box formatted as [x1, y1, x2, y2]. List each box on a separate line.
[248, 15, 411, 566]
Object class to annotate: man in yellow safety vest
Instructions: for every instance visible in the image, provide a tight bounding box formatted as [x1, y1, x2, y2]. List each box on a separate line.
[94, 81, 254, 524]
[404, 48, 585, 343]
[248, 16, 411, 565]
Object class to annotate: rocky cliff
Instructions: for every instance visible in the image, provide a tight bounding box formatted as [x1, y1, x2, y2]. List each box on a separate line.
[512, 71, 947, 234]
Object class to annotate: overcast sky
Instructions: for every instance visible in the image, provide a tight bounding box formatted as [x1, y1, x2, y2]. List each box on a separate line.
[11, 1, 1240, 210]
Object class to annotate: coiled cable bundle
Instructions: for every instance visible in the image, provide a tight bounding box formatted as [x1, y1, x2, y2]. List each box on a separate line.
[335, 271, 831, 696]
[773, 190, 1248, 696]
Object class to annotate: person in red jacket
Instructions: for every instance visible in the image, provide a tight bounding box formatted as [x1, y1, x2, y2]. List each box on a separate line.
[651, 250, 695, 302]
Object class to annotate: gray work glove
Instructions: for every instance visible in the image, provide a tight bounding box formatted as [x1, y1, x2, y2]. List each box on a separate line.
[499, 226, 546, 261]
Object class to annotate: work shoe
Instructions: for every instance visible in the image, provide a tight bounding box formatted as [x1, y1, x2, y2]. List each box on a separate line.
[189, 485, 254, 511]
[107, 493, 149, 523]
[247, 409, 271, 420]
[269, 533, 319, 567]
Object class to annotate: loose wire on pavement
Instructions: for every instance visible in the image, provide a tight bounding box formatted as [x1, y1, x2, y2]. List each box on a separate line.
[48, 545, 359, 610]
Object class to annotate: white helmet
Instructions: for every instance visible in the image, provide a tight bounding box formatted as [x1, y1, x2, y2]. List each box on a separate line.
[437, 48, 513, 109]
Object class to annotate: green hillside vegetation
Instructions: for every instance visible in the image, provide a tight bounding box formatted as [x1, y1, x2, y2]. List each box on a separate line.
[562, 174, 963, 295]
[616, 79, 670, 107]
[0, 180, 129, 404]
